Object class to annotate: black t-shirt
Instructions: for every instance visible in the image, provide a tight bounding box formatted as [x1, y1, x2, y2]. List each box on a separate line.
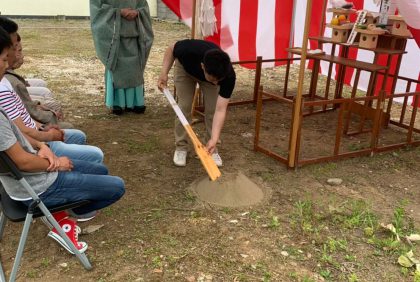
[173, 39, 236, 99]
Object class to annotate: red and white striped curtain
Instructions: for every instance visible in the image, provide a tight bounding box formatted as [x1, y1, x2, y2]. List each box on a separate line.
[161, 0, 294, 68]
[162, 0, 419, 105]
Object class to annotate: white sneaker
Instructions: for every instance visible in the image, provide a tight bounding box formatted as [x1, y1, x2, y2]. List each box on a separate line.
[173, 150, 187, 167]
[212, 153, 223, 167]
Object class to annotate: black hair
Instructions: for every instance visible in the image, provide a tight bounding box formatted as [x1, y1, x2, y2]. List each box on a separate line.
[203, 49, 232, 80]
[16, 33, 21, 42]
[0, 16, 18, 34]
[0, 27, 12, 53]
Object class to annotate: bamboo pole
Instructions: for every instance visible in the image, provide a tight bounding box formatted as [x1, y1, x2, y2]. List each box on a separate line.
[191, 0, 197, 39]
[191, 0, 203, 39]
[288, 0, 314, 168]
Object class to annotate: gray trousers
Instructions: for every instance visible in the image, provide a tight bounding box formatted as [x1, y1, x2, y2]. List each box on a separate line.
[173, 60, 219, 151]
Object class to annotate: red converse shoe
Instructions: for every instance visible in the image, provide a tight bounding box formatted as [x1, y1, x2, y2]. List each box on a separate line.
[47, 218, 88, 254]
[40, 210, 69, 229]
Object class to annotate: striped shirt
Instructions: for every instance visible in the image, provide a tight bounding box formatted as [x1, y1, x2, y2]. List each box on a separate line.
[0, 78, 37, 129]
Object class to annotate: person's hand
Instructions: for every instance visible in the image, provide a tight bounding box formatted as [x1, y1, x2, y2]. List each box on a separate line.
[121, 8, 131, 19]
[37, 143, 60, 171]
[126, 10, 139, 20]
[47, 128, 65, 141]
[205, 139, 218, 155]
[43, 124, 61, 131]
[57, 157, 73, 171]
[121, 8, 138, 20]
[55, 111, 64, 120]
[157, 73, 168, 92]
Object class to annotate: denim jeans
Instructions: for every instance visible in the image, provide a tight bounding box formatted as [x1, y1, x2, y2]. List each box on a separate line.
[23, 159, 125, 215]
[48, 141, 104, 163]
[62, 129, 86, 145]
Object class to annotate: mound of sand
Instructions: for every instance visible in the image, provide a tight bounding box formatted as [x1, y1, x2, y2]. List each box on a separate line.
[190, 172, 265, 207]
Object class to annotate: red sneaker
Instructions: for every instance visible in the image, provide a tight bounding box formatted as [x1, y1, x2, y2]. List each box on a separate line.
[47, 218, 88, 254]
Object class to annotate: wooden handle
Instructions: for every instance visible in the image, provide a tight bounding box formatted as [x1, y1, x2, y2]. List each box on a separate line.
[163, 89, 221, 181]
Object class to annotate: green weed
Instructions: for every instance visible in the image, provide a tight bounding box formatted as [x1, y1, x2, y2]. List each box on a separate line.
[348, 273, 359, 282]
[310, 162, 338, 179]
[327, 237, 348, 252]
[152, 256, 163, 268]
[292, 200, 314, 233]
[319, 269, 332, 280]
[332, 200, 378, 229]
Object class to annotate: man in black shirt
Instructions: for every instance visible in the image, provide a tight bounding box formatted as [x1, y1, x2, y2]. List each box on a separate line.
[158, 39, 236, 167]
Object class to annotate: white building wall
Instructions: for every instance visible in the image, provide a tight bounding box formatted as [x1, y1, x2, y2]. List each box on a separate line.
[0, 0, 157, 17]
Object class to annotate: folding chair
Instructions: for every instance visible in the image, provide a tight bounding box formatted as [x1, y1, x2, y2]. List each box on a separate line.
[0, 151, 92, 282]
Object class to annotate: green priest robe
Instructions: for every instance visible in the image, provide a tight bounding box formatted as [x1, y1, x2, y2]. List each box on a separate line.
[90, 0, 154, 89]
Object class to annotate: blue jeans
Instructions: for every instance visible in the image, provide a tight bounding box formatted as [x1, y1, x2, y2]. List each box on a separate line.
[62, 129, 86, 145]
[23, 159, 125, 215]
[48, 141, 104, 163]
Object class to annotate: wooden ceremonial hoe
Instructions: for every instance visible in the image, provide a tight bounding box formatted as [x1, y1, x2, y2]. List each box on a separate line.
[163, 88, 221, 181]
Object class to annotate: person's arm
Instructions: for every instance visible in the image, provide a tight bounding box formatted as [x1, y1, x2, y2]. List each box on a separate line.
[157, 43, 176, 91]
[13, 117, 63, 142]
[21, 132, 60, 171]
[5, 142, 72, 172]
[206, 96, 229, 154]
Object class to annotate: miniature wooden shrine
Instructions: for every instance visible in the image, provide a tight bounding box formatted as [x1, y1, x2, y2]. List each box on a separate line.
[365, 12, 379, 25]
[356, 27, 385, 49]
[388, 15, 412, 37]
[326, 8, 355, 43]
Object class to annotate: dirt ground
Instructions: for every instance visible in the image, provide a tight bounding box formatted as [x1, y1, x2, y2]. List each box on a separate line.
[1, 19, 419, 282]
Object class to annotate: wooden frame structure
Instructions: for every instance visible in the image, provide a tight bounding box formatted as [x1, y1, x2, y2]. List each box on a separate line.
[252, 6, 420, 168]
[186, 0, 419, 168]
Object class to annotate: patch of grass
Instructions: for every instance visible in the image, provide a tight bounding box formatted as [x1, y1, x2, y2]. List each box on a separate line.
[345, 254, 357, 262]
[152, 255, 163, 268]
[258, 171, 277, 182]
[26, 269, 38, 278]
[289, 271, 299, 281]
[332, 200, 378, 230]
[367, 236, 409, 254]
[40, 257, 50, 267]
[102, 206, 114, 216]
[319, 269, 332, 280]
[321, 244, 334, 265]
[184, 190, 196, 202]
[268, 209, 280, 229]
[347, 142, 369, 152]
[392, 200, 415, 236]
[249, 211, 261, 222]
[145, 209, 163, 222]
[414, 270, 420, 282]
[124, 136, 160, 153]
[309, 162, 338, 179]
[327, 237, 348, 252]
[348, 273, 359, 282]
[400, 267, 409, 277]
[268, 215, 280, 229]
[291, 200, 315, 233]
[302, 275, 316, 282]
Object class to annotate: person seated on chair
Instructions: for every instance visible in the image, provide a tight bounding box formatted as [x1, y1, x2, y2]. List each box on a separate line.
[157, 39, 236, 168]
[0, 27, 103, 164]
[6, 32, 67, 125]
[0, 29, 125, 254]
